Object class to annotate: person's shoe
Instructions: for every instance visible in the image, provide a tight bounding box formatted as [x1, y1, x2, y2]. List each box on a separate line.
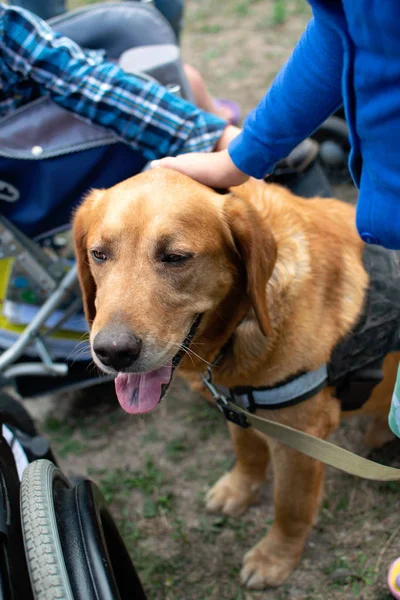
[214, 99, 241, 126]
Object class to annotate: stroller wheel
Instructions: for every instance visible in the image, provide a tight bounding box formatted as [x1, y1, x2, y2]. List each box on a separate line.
[21, 460, 147, 600]
[20, 460, 74, 600]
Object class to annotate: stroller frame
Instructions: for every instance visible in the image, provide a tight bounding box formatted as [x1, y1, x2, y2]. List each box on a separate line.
[0, 216, 79, 380]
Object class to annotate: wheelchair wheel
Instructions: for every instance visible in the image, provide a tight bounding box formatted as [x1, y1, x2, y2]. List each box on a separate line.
[311, 115, 351, 184]
[0, 392, 37, 436]
[20, 461, 73, 600]
[21, 460, 147, 600]
[0, 434, 33, 600]
[0, 392, 57, 466]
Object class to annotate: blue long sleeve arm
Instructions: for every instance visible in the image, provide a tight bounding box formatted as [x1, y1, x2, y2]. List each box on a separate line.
[228, 15, 344, 178]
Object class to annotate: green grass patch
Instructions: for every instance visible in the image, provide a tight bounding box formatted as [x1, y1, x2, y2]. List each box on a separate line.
[141, 426, 159, 444]
[272, 0, 286, 24]
[166, 435, 189, 460]
[335, 493, 349, 512]
[92, 456, 164, 503]
[234, 1, 252, 17]
[183, 465, 200, 481]
[379, 480, 400, 493]
[199, 23, 222, 34]
[170, 516, 190, 544]
[185, 401, 222, 441]
[203, 47, 226, 62]
[130, 550, 183, 595]
[44, 416, 88, 458]
[325, 553, 375, 592]
[91, 457, 176, 520]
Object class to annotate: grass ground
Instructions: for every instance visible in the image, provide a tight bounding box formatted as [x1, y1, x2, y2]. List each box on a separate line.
[27, 1, 400, 598]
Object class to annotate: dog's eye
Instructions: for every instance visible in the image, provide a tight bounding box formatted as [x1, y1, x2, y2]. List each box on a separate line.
[92, 250, 107, 262]
[162, 253, 190, 264]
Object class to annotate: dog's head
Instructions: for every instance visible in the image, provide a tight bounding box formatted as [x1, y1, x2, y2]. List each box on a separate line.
[73, 169, 276, 414]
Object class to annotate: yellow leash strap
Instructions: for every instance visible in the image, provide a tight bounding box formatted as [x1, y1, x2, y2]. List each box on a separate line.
[201, 370, 400, 482]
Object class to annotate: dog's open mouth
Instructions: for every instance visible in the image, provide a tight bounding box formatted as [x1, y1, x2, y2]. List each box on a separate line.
[114, 315, 202, 415]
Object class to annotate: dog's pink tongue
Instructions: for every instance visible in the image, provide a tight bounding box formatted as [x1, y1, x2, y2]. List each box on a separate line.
[114, 367, 172, 414]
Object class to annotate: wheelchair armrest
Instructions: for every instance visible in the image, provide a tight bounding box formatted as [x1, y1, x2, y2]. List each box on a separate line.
[48, 1, 177, 59]
[119, 45, 194, 102]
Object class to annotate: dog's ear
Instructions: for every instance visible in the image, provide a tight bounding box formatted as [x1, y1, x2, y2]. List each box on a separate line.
[72, 189, 104, 326]
[224, 193, 277, 336]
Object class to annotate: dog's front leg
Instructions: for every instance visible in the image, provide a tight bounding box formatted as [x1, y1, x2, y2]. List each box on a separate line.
[206, 422, 270, 516]
[241, 439, 325, 589]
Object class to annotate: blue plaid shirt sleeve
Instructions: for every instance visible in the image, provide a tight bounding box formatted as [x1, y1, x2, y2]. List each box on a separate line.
[0, 4, 226, 160]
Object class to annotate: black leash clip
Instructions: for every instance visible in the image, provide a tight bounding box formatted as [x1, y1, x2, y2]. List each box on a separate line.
[201, 367, 250, 429]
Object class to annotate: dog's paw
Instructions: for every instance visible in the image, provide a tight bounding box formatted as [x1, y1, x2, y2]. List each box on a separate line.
[240, 541, 299, 589]
[205, 471, 262, 517]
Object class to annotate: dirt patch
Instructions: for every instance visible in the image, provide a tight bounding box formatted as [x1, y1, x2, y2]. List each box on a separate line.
[26, 1, 400, 599]
[181, 0, 311, 117]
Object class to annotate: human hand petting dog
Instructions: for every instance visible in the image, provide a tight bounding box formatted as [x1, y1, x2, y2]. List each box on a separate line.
[152, 149, 248, 188]
[151, 124, 249, 188]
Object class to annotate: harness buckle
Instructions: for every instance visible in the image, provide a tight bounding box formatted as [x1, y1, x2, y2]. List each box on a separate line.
[217, 402, 251, 428]
[201, 367, 250, 429]
[201, 367, 225, 403]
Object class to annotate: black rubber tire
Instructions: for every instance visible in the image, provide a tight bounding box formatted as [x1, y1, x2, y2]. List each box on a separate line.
[20, 460, 74, 600]
[0, 392, 58, 465]
[21, 460, 147, 600]
[311, 115, 350, 149]
[0, 434, 33, 600]
[0, 392, 37, 437]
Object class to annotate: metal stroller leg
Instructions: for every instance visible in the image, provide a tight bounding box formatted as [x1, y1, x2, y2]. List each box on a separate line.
[0, 266, 79, 376]
[0, 214, 64, 292]
[0, 213, 85, 379]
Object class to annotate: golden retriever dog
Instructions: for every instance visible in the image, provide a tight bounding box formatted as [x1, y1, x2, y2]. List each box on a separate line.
[73, 170, 399, 589]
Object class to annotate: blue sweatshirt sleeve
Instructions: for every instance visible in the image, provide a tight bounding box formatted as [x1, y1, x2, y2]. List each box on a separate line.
[229, 15, 344, 178]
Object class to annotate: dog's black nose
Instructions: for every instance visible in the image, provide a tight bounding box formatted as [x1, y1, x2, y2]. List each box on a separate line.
[93, 326, 142, 370]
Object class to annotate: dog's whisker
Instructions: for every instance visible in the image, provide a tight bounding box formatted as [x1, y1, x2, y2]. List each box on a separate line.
[68, 342, 90, 356]
[180, 345, 214, 367]
[180, 346, 198, 367]
[163, 343, 197, 367]
[67, 343, 92, 364]
[157, 340, 211, 368]
[72, 339, 90, 349]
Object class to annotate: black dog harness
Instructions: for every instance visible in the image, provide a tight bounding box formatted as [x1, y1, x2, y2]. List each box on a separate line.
[217, 245, 400, 413]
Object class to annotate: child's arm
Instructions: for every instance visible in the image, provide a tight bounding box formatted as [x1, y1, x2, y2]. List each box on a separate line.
[0, 5, 226, 160]
[152, 133, 248, 188]
[154, 12, 344, 186]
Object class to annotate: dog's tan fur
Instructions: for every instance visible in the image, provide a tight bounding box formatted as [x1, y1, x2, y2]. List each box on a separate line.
[73, 170, 398, 589]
